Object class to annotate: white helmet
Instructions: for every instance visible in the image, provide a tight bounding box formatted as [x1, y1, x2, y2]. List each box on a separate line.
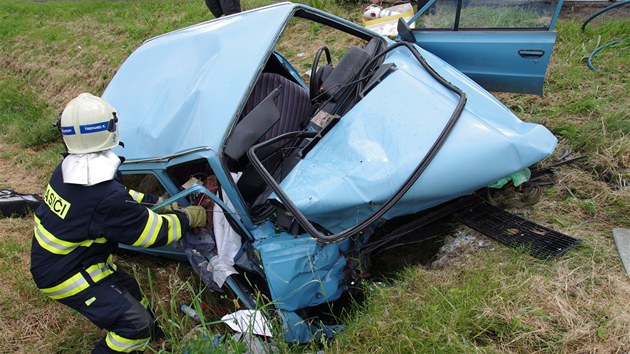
[59, 93, 120, 154]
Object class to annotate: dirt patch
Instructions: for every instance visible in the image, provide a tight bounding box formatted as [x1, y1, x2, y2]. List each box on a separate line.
[0, 144, 49, 194]
[560, 1, 630, 21]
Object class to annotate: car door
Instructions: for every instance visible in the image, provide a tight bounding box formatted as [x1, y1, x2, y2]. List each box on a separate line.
[407, 0, 563, 94]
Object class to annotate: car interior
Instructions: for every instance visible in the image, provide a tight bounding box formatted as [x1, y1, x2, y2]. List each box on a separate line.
[221, 16, 389, 224]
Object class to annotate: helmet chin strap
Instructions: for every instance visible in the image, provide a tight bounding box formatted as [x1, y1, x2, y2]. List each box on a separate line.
[61, 150, 121, 186]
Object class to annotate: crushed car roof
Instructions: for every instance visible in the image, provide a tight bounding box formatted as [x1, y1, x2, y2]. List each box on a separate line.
[104, 3, 297, 160]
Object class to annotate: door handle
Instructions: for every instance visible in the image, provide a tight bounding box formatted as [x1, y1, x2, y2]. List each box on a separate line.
[518, 49, 545, 58]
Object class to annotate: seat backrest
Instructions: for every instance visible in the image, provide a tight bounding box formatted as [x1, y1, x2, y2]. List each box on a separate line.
[312, 37, 385, 117]
[234, 73, 311, 208]
[241, 72, 311, 143]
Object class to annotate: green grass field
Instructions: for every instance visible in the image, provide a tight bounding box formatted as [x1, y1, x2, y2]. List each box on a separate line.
[0, 0, 628, 352]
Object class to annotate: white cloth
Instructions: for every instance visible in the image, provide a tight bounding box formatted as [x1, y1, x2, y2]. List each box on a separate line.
[207, 172, 242, 287]
[61, 150, 121, 186]
[221, 310, 273, 337]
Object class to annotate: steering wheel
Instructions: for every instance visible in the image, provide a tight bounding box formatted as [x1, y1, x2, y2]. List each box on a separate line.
[310, 45, 332, 100]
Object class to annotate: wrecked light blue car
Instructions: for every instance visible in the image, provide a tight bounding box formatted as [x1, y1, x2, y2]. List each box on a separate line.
[102, 0, 563, 342]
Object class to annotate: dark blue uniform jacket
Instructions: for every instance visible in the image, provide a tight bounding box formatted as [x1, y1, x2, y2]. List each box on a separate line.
[30, 161, 188, 299]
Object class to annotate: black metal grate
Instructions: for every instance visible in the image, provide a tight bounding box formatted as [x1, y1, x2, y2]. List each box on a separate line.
[453, 196, 581, 260]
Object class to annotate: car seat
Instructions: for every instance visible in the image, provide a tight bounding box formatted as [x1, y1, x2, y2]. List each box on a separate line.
[242, 72, 311, 143]
[228, 72, 311, 209]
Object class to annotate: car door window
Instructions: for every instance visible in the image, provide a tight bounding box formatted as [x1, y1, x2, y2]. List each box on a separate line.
[414, 0, 559, 30]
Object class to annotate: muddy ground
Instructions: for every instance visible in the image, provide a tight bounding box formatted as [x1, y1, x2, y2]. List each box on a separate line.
[560, 1, 629, 20]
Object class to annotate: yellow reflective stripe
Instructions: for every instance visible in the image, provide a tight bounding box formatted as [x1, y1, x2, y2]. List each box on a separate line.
[86, 261, 114, 283]
[34, 217, 110, 255]
[132, 209, 163, 247]
[40, 273, 89, 300]
[106, 254, 118, 271]
[34, 217, 77, 255]
[106, 331, 150, 353]
[162, 214, 182, 243]
[128, 189, 144, 203]
[40, 260, 115, 300]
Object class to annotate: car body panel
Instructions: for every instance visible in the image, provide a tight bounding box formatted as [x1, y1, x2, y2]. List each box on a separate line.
[253, 228, 348, 312]
[411, 31, 557, 94]
[407, 0, 563, 94]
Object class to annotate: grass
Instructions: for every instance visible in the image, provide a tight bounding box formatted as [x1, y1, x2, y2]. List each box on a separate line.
[414, 1, 554, 29]
[0, 0, 628, 352]
[338, 242, 626, 352]
[0, 79, 58, 148]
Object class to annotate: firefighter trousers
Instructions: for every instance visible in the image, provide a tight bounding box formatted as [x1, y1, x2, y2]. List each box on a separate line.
[58, 269, 160, 353]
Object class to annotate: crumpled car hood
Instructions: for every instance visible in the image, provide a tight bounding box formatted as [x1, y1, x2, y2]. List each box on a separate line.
[277, 47, 557, 232]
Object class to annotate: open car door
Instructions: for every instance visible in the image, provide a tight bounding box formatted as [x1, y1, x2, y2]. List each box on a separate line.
[407, 0, 563, 94]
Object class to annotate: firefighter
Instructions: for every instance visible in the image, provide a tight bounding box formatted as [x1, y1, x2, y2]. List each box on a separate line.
[30, 93, 206, 353]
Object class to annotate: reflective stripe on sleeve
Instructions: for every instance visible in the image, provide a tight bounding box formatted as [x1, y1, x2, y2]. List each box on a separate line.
[128, 189, 145, 203]
[34, 216, 107, 255]
[132, 209, 163, 247]
[105, 331, 150, 353]
[40, 257, 115, 300]
[161, 213, 182, 244]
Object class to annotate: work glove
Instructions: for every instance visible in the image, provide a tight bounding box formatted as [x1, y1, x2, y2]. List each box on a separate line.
[182, 206, 207, 228]
[161, 202, 181, 213]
